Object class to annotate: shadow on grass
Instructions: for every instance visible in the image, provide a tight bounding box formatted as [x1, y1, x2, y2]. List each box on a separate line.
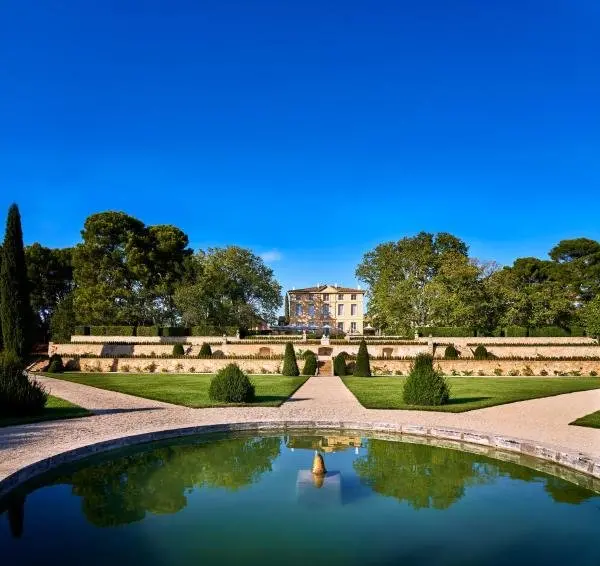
[0, 407, 91, 428]
[446, 396, 491, 406]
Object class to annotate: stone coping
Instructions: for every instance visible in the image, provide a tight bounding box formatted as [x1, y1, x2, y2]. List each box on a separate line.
[1, 420, 599, 500]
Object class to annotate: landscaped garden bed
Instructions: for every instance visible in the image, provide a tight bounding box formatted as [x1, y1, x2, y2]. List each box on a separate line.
[342, 376, 600, 413]
[48, 373, 308, 407]
[0, 395, 90, 428]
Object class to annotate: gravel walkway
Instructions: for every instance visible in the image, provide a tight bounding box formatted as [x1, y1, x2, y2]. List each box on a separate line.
[1, 375, 600, 491]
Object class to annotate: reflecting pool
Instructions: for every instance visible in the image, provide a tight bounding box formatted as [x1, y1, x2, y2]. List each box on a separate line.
[1, 432, 599, 566]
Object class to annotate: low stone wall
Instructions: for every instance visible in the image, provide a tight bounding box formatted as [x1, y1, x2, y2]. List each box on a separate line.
[68, 357, 282, 374]
[432, 336, 596, 345]
[434, 344, 600, 359]
[369, 359, 600, 376]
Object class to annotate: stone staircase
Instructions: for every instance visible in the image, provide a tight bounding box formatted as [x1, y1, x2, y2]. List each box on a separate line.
[318, 359, 333, 376]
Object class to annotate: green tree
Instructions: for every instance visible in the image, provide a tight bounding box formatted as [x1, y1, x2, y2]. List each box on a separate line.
[302, 351, 317, 375]
[284, 293, 290, 324]
[334, 352, 347, 376]
[353, 339, 371, 377]
[582, 295, 600, 337]
[49, 293, 75, 342]
[25, 244, 73, 340]
[282, 342, 299, 376]
[174, 247, 282, 329]
[403, 353, 449, 406]
[1, 204, 32, 356]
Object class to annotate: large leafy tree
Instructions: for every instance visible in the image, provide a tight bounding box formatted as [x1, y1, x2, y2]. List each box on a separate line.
[1, 204, 32, 356]
[26, 243, 73, 339]
[174, 246, 282, 329]
[356, 232, 478, 334]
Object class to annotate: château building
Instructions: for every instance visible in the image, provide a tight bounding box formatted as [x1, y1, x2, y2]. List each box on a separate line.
[287, 284, 365, 334]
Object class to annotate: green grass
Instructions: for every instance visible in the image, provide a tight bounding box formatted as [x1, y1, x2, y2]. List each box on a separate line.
[0, 395, 90, 428]
[50, 373, 308, 407]
[570, 411, 600, 429]
[342, 376, 600, 413]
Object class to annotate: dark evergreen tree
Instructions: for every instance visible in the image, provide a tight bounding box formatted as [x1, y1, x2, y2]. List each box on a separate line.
[444, 344, 460, 359]
[172, 343, 185, 356]
[473, 345, 489, 360]
[284, 294, 290, 324]
[1, 204, 32, 356]
[353, 339, 371, 377]
[199, 342, 212, 357]
[282, 342, 299, 376]
[334, 352, 348, 376]
[302, 351, 317, 375]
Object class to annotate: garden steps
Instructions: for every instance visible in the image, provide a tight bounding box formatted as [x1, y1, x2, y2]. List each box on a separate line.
[319, 359, 333, 376]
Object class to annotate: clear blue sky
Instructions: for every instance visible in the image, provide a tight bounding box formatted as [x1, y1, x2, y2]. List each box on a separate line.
[1, 0, 599, 294]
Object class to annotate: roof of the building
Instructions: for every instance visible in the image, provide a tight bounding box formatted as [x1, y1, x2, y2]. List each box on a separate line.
[288, 285, 364, 294]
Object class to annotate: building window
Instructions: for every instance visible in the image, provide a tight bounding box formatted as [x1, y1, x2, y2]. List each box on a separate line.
[351, 294, 357, 300]
[337, 322, 344, 331]
[337, 304, 344, 316]
[323, 304, 329, 317]
[351, 304, 357, 316]
[323, 293, 329, 301]
[308, 304, 315, 316]
[338, 294, 344, 300]
[308, 293, 314, 300]
[295, 304, 302, 316]
[351, 322, 357, 333]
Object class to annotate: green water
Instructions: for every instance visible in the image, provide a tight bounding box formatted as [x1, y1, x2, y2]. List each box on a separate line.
[1, 433, 599, 566]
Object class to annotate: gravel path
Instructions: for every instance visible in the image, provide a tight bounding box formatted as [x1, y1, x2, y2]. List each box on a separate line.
[1, 375, 599, 489]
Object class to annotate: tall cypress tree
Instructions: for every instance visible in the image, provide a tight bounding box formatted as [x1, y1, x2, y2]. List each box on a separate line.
[1, 204, 31, 357]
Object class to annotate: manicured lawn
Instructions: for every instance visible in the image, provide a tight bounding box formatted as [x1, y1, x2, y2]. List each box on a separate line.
[50, 373, 308, 407]
[571, 411, 600, 429]
[342, 376, 600, 413]
[0, 395, 90, 428]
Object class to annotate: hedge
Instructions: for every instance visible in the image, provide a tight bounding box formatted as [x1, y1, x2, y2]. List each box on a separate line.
[504, 326, 528, 337]
[191, 326, 238, 337]
[528, 326, 570, 338]
[161, 326, 189, 337]
[136, 326, 160, 337]
[89, 326, 135, 336]
[74, 326, 90, 336]
[416, 327, 475, 337]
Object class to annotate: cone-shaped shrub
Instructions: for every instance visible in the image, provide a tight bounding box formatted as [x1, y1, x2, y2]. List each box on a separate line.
[444, 344, 459, 360]
[47, 354, 64, 373]
[0, 352, 48, 416]
[199, 342, 212, 357]
[473, 345, 489, 360]
[334, 352, 347, 376]
[353, 340, 371, 377]
[208, 363, 255, 403]
[282, 342, 299, 376]
[403, 353, 449, 406]
[302, 352, 317, 375]
[172, 343, 185, 356]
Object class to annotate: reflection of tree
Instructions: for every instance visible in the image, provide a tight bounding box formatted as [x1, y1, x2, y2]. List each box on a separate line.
[7, 495, 25, 538]
[63, 436, 280, 527]
[354, 440, 599, 510]
[354, 440, 498, 510]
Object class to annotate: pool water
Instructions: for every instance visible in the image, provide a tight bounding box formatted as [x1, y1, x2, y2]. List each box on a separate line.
[1, 433, 599, 566]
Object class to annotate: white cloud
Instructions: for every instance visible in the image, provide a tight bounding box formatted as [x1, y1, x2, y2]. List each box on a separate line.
[260, 250, 282, 263]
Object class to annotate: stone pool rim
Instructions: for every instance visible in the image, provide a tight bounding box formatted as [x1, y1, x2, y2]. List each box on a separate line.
[2, 420, 600, 499]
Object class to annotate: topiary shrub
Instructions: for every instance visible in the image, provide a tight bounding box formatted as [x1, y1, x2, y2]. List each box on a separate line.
[333, 352, 347, 376]
[444, 344, 460, 360]
[0, 353, 48, 417]
[302, 352, 318, 375]
[473, 345, 489, 360]
[282, 342, 299, 376]
[403, 353, 450, 406]
[172, 343, 185, 356]
[212, 350, 225, 359]
[302, 350, 315, 359]
[353, 340, 371, 377]
[199, 342, 212, 357]
[47, 354, 64, 373]
[208, 364, 255, 403]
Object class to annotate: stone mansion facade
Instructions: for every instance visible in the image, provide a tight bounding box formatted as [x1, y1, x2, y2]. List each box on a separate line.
[287, 285, 365, 334]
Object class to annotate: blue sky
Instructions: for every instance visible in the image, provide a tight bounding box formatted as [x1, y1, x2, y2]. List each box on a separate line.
[1, 0, 599, 294]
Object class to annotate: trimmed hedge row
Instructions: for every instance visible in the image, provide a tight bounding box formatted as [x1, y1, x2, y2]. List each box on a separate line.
[418, 326, 588, 338]
[73, 326, 240, 337]
[417, 327, 475, 337]
[58, 353, 285, 360]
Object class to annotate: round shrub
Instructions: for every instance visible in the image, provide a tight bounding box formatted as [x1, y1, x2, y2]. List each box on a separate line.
[47, 354, 64, 373]
[208, 364, 255, 403]
[403, 353, 450, 406]
[353, 340, 371, 377]
[333, 352, 347, 376]
[172, 343, 185, 356]
[0, 352, 48, 417]
[212, 350, 225, 359]
[473, 345, 489, 360]
[302, 352, 318, 375]
[199, 342, 212, 357]
[282, 342, 299, 376]
[444, 344, 459, 360]
[302, 349, 315, 359]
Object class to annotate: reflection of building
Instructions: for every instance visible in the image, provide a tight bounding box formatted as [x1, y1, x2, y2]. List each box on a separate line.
[286, 435, 362, 453]
[287, 285, 365, 334]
